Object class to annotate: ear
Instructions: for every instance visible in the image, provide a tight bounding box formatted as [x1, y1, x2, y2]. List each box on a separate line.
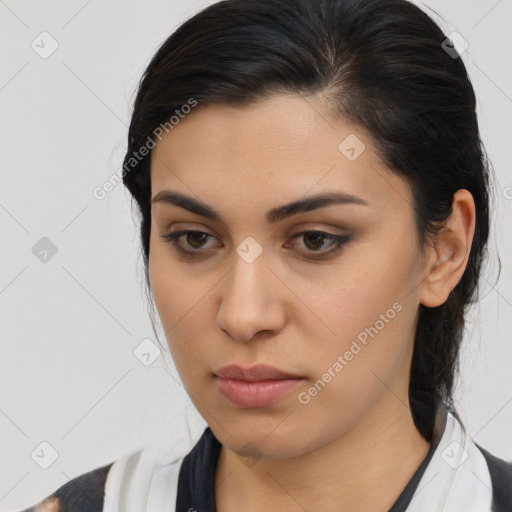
[419, 189, 476, 308]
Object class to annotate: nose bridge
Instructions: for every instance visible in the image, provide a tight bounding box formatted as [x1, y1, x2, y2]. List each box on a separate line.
[216, 243, 283, 341]
[230, 246, 267, 298]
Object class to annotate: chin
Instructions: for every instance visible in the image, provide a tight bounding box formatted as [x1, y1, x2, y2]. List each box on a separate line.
[212, 415, 310, 460]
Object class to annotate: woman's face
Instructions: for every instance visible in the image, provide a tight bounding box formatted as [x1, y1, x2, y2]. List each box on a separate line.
[149, 93, 430, 459]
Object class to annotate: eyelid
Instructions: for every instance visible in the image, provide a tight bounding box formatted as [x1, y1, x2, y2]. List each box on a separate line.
[160, 228, 352, 259]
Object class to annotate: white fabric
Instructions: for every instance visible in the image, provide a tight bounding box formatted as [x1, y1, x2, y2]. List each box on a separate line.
[103, 443, 185, 512]
[102, 411, 494, 511]
[407, 412, 493, 511]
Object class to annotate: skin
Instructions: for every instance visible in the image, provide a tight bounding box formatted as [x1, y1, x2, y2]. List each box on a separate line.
[149, 93, 475, 511]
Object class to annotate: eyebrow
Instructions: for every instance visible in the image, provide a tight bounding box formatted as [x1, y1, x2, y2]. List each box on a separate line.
[151, 190, 369, 224]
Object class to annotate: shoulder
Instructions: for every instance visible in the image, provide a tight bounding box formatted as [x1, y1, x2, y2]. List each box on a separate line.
[475, 443, 512, 512]
[20, 441, 190, 512]
[19, 461, 113, 512]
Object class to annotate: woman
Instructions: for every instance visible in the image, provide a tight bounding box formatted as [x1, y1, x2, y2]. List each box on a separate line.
[21, 0, 511, 510]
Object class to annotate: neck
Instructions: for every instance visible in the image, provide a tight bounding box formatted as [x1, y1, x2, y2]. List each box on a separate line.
[215, 397, 431, 512]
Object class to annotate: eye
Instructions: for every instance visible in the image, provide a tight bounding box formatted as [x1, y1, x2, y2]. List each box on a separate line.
[160, 229, 351, 259]
[160, 230, 219, 255]
[286, 230, 351, 258]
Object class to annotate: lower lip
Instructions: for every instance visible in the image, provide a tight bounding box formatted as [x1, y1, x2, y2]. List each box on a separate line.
[215, 377, 304, 408]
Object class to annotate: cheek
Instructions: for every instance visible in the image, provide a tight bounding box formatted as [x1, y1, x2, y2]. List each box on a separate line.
[148, 245, 217, 375]
[294, 280, 416, 435]
[314, 228, 421, 338]
[294, 242, 419, 389]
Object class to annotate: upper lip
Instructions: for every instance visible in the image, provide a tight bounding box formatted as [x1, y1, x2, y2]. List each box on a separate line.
[214, 364, 302, 381]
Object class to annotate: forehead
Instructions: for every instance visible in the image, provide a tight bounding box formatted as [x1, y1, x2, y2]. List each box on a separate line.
[151, 94, 359, 168]
[150, 93, 412, 217]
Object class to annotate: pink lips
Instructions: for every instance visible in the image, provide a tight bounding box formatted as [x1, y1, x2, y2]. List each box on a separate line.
[214, 364, 304, 408]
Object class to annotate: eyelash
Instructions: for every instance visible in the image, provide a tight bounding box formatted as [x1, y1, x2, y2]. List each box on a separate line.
[160, 230, 351, 259]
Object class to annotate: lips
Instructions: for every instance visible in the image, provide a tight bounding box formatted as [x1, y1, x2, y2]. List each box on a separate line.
[214, 364, 301, 381]
[214, 364, 304, 408]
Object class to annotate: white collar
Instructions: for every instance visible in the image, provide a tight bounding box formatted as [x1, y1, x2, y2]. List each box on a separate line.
[406, 410, 493, 511]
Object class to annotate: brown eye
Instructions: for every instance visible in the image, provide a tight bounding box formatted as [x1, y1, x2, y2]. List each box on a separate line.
[161, 230, 219, 254]
[288, 231, 351, 258]
[303, 232, 327, 250]
[184, 231, 209, 248]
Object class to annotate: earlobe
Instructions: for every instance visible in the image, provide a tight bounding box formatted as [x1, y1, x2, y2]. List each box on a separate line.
[419, 189, 476, 308]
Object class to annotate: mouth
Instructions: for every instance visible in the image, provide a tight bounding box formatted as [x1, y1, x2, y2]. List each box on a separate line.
[214, 364, 304, 408]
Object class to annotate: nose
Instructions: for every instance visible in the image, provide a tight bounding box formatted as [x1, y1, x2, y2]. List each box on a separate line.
[216, 250, 286, 342]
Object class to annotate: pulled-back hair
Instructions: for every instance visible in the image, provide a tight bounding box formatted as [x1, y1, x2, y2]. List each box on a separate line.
[122, 0, 494, 441]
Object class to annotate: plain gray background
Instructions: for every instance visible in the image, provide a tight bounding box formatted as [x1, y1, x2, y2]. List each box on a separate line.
[1, 0, 511, 510]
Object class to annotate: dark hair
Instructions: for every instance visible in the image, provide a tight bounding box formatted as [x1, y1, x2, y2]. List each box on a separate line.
[122, 0, 496, 441]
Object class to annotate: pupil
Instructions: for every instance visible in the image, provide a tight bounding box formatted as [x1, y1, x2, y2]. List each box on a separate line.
[305, 233, 323, 250]
[188, 233, 206, 248]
